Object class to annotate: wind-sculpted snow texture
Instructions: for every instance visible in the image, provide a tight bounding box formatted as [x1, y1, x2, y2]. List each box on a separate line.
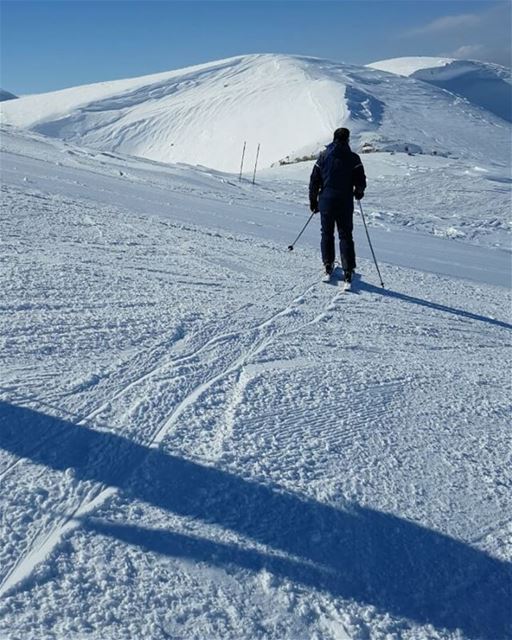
[1, 53, 510, 171]
[0, 126, 511, 639]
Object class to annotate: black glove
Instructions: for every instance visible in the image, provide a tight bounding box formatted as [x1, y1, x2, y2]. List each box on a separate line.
[354, 190, 364, 201]
[310, 199, 320, 213]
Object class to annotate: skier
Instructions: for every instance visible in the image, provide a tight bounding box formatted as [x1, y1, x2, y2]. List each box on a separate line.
[309, 127, 366, 284]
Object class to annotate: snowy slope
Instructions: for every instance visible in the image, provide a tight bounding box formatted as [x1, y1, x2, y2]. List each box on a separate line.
[2, 123, 511, 256]
[368, 57, 456, 77]
[1, 126, 511, 640]
[368, 56, 512, 122]
[1, 54, 510, 171]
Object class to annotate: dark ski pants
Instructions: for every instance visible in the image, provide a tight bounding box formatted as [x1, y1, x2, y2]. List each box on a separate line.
[320, 208, 356, 271]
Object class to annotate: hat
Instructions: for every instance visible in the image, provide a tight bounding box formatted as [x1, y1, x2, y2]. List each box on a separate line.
[333, 127, 350, 142]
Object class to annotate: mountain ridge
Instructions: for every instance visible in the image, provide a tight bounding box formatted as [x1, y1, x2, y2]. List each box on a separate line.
[1, 53, 510, 171]
[368, 56, 512, 122]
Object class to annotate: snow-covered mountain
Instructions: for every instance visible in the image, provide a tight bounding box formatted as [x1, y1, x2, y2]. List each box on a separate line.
[368, 56, 512, 123]
[0, 89, 17, 102]
[368, 57, 456, 77]
[1, 54, 510, 171]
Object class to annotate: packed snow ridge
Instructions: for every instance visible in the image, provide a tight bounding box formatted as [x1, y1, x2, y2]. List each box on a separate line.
[1, 53, 510, 171]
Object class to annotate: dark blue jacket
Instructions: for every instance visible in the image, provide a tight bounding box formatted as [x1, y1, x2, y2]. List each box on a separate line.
[309, 141, 366, 212]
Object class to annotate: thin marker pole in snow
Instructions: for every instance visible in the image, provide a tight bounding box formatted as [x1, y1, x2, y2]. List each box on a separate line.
[239, 141, 246, 182]
[252, 143, 260, 184]
[358, 199, 385, 288]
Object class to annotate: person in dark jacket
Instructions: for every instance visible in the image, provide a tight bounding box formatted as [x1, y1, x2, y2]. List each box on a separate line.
[309, 127, 366, 283]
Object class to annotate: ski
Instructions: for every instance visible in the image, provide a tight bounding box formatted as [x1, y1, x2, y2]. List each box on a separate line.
[321, 266, 355, 290]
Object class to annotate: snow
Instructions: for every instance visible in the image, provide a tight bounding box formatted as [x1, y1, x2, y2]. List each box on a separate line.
[0, 89, 18, 102]
[1, 54, 510, 172]
[368, 56, 456, 77]
[1, 52, 511, 639]
[368, 56, 512, 122]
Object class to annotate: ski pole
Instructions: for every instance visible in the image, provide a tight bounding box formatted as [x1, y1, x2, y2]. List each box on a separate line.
[288, 212, 315, 251]
[358, 200, 385, 288]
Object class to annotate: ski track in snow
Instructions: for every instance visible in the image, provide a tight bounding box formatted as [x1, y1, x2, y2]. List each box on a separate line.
[1, 268, 345, 599]
[0, 227, 322, 589]
[1, 126, 511, 639]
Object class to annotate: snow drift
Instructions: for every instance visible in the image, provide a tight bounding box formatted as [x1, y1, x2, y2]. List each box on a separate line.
[1, 54, 510, 171]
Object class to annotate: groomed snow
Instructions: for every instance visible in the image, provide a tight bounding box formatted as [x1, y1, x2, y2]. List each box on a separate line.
[0, 124, 511, 639]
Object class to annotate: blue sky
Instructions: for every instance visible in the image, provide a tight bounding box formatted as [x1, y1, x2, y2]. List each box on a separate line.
[1, 0, 510, 94]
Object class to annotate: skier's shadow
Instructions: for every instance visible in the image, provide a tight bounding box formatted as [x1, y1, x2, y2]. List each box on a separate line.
[1, 401, 510, 639]
[352, 276, 512, 330]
